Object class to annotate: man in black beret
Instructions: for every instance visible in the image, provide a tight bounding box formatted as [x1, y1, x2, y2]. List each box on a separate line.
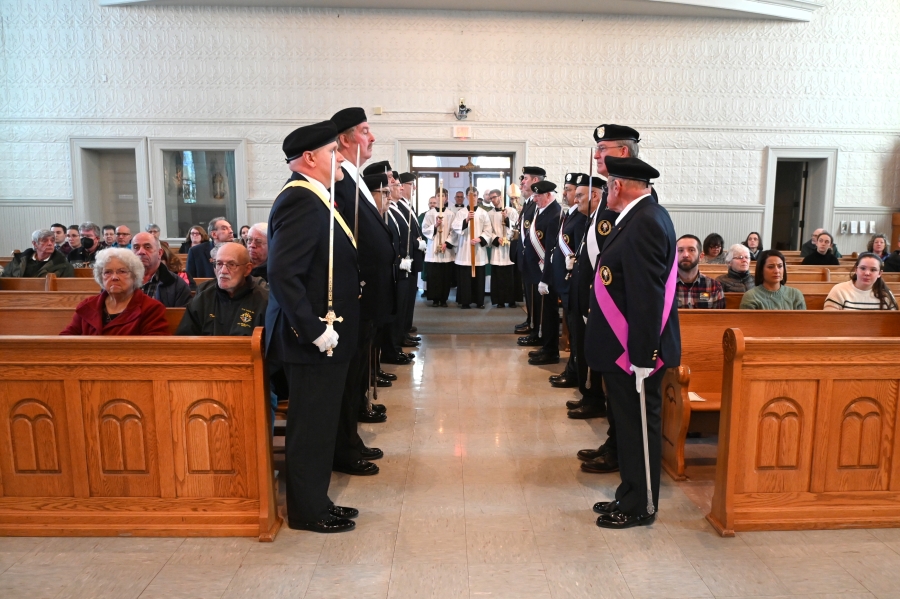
[326, 108, 396, 477]
[514, 166, 547, 343]
[577, 124, 658, 475]
[544, 173, 587, 389]
[397, 172, 425, 345]
[585, 156, 680, 529]
[266, 120, 361, 533]
[523, 179, 562, 364]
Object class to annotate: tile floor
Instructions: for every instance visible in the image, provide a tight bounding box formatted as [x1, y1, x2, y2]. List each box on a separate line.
[2, 330, 900, 598]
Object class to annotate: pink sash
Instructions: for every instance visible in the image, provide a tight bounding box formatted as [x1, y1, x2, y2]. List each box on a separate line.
[594, 256, 677, 375]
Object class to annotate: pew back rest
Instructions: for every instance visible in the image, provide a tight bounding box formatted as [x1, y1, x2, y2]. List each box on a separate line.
[0, 278, 48, 291]
[724, 293, 828, 310]
[0, 307, 185, 335]
[55, 278, 101, 292]
[676, 310, 900, 394]
[0, 291, 96, 308]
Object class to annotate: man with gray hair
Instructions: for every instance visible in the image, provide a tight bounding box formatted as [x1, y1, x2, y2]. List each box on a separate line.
[187, 216, 233, 279]
[1, 229, 74, 278]
[145, 223, 161, 239]
[67, 222, 107, 267]
[132, 232, 192, 307]
[246, 223, 269, 282]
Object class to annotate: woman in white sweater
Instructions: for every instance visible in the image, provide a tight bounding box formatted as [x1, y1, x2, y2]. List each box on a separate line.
[824, 253, 898, 310]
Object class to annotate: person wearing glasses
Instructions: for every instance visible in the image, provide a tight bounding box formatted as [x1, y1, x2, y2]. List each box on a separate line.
[176, 242, 268, 335]
[700, 233, 726, 264]
[113, 225, 133, 249]
[60, 248, 169, 336]
[246, 222, 269, 283]
[716, 244, 755, 292]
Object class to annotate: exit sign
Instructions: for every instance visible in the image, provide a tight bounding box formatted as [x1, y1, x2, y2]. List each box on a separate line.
[452, 125, 472, 139]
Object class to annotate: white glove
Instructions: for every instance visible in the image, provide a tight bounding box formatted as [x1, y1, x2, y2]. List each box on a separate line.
[565, 255, 576, 271]
[538, 282, 549, 295]
[417, 239, 426, 251]
[631, 365, 653, 393]
[313, 324, 339, 353]
[583, 315, 588, 324]
[400, 258, 413, 272]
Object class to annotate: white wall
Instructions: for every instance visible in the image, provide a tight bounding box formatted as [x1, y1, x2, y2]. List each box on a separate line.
[1, 0, 898, 254]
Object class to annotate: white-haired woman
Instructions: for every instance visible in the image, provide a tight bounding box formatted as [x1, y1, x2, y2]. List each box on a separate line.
[715, 243, 755, 292]
[61, 248, 169, 335]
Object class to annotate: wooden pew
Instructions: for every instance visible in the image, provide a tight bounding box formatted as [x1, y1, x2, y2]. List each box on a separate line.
[661, 310, 900, 481]
[0, 292, 95, 308]
[55, 278, 101, 292]
[0, 307, 186, 335]
[73, 268, 94, 278]
[707, 329, 900, 536]
[0, 278, 48, 291]
[0, 328, 281, 540]
[723, 293, 827, 310]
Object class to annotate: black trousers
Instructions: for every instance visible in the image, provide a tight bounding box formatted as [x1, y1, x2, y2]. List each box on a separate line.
[489, 264, 516, 305]
[426, 262, 453, 302]
[602, 367, 664, 517]
[404, 271, 419, 332]
[561, 304, 577, 377]
[284, 360, 350, 524]
[513, 264, 523, 302]
[537, 288, 559, 354]
[378, 320, 398, 356]
[571, 308, 605, 407]
[333, 319, 374, 467]
[391, 277, 412, 347]
[523, 283, 537, 329]
[455, 265, 486, 306]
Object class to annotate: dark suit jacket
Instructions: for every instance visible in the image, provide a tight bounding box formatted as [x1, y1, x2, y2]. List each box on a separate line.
[264, 175, 360, 364]
[332, 168, 396, 324]
[385, 205, 409, 280]
[512, 199, 536, 267]
[541, 208, 587, 304]
[186, 240, 215, 279]
[521, 201, 561, 286]
[585, 195, 681, 372]
[397, 201, 425, 273]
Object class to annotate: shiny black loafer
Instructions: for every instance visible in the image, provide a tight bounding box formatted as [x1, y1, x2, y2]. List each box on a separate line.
[377, 370, 397, 381]
[360, 446, 384, 460]
[289, 516, 355, 533]
[328, 505, 359, 519]
[596, 510, 656, 529]
[333, 459, 379, 476]
[592, 499, 619, 514]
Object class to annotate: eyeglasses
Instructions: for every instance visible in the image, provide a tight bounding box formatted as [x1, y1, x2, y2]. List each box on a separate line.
[595, 144, 624, 154]
[214, 261, 248, 270]
[102, 268, 132, 278]
[247, 238, 267, 247]
[116, 232, 130, 237]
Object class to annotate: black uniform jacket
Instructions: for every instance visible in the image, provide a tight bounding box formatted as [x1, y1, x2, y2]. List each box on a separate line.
[541, 208, 587, 302]
[512, 198, 535, 266]
[585, 195, 680, 372]
[397, 201, 425, 273]
[176, 276, 268, 336]
[332, 168, 396, 325]
[386, 203, 409, 280]
[186, 240, 216, 279]
[521, 200, 561, 286]
[265, 174, 360, 364]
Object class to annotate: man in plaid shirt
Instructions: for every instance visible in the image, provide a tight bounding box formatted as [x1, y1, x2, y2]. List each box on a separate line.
[675, 234, 725, 309]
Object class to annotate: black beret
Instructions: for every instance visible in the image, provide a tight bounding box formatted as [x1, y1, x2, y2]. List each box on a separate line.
[522, 166, 546, 176]
[575, 174, 607, 188]
[593, 124, 641, 143]
[391, 170, 399, 180]
[531, 180, 557, 194]
[362, 161, 392, 177]
[282, 121, 338, 162]
[604, 156, 659, 183]
[363, 173, 388, 192]
[565, 172, 586, 185]
[398, 172, 416, 184]
[330, 107, 367, 132]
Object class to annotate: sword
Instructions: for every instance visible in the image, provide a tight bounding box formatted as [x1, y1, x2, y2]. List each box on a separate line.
[319, 149, 344, 357]
[469, 173, 476, 278]
[354, 145, 361, 241]
[638, 379, 656, 516]
[583, 150, 595, 389]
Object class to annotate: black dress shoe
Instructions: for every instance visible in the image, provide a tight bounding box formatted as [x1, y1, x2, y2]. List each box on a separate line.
[333, 459, 380, 476]
[460, 304, 471, 309]
[551, 375, 578, 388]
[406, 335, 422, 342]
[580, 454, 619, 474]
[517, 336, 542, 347]
[495, 304, 505, 308]
[515, 319, 530, 330]
[358, 408, 388, 423]
[439, 301, 448, 307]
[360, 446, 383, 460]
[382, 353, 411, 365]
[376, 377, 392, 387]
[508, 302, 518, 308]
[401, 339, 419, 347]
[596, 510, 656, 529]
[476, 304, 485, 309]
[592, 500, 619, 515]
[529, 349, 545, 358]
[290, 516, 356, 533]
[328, 505, 359, 519]
[529, 353, 560, 365]
[576, 443, 610, 461]
[409, 326, 417, 333]
[431, 300, 440, 307]
[403, 352, 415, 360]
[549, 373, 563, 382]
[567, 404, 607, 419]
[377, 370, 397, 381]
[566, 398, 584, 410]
[370, 403, 386, 414]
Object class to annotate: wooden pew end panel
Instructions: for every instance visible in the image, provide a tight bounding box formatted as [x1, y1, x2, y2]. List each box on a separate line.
[661, 366, 691, 481]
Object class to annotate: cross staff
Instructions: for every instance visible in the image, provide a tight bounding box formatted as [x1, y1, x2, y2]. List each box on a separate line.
[469, 172, 477, 278]
[319, 149, 344, 357]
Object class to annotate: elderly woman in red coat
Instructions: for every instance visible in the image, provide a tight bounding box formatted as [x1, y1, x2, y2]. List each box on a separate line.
[61, 248, 169, 336]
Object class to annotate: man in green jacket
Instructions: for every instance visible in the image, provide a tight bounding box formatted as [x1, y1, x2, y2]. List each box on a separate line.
[1, 229, 74, 278]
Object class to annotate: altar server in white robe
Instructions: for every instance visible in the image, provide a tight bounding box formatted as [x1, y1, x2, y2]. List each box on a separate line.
[487, 188, 519, 307]
[452, 187, 494, 309]
[422, 192, 456, 307]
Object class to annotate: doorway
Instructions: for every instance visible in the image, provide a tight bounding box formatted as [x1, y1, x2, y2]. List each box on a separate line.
[79, 149, 140, 233]
[771, 161, 807, 251]
[408, 152, 514, 214]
